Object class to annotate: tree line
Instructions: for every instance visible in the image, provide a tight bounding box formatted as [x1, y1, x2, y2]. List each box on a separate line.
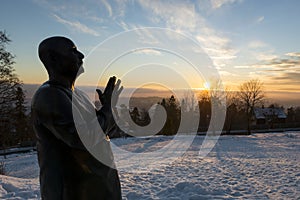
[122, 80, 300, 136]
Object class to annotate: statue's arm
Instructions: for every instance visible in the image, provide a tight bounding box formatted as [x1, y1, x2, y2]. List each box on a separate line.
[33, 87, 86, 150]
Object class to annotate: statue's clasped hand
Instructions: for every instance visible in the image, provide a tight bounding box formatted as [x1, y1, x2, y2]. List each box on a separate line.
[96, 76, 123, 108]
[96, 76, 123, 135]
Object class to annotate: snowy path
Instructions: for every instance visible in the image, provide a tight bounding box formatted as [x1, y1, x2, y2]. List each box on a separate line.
[1, 132, 299, 199]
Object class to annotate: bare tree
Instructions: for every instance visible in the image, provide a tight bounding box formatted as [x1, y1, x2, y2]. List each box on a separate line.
[182, 90, 198, 113]
[238, 79, 265, 134]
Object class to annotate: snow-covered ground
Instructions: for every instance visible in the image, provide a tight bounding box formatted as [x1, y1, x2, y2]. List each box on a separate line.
[1, 132, 299, 199]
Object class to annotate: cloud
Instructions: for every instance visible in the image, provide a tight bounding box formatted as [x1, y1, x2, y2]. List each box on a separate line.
[210, 0, 243, 9]
[219, 70, 238, 76]
[117, 20, 130, 31]
[285, 52, 300, 57]
[247, 40, 278, 61]
[136, 0, 237, 68]
[39, 0, 238, 71]
[256, 16, 265, 24]
[233, 65, 251, 69]
[35, 0, 126, 26]
[267, 56, 300, 69]
[137, 28, 160, 44]
[234, 52, 300, 90]
[196, 28, 237, 65]
[272, 72, 300, 80]
[248, 40, 267, 49]
[53, 15, 100, 36]
[101, 0, 113, 17]
[137, 0, 197, 31]
[133, 49, 162, 56]
[256, 53, 278, 61]
[234, 54, 300, 70]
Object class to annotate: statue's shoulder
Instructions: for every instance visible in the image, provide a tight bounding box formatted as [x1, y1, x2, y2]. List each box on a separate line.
[32, 82, 71, 109]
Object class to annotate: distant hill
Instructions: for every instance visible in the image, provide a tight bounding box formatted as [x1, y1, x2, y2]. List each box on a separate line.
[265, 91, 300, 108]
[129, 96, 163, 110]
[22, 84, 164, 110]
[23, 84, 40, 108]
[22, 84, 300, 110]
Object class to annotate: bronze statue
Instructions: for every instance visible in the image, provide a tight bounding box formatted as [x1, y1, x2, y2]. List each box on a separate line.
[31, 36, 122, 199]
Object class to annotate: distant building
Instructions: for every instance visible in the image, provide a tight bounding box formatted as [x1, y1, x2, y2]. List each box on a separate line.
[253, 106, 287, 125]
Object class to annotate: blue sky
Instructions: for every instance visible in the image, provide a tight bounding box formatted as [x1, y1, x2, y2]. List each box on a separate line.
[1, 0, 300, 92]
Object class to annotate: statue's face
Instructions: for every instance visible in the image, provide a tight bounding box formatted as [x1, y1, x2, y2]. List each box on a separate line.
[55, 39, 84, 78]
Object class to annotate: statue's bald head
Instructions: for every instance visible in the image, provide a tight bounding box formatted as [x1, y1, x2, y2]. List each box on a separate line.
[38, 36, 73, 69]
[38, 36, 84, 79]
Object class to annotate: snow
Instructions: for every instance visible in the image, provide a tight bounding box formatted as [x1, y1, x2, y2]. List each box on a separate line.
[1, 132, 299, 199]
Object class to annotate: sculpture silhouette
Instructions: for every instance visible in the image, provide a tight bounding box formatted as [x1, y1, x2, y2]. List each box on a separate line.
[31, 36, 122, 200]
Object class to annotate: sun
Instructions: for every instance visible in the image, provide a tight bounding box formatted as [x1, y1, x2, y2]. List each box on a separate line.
[204, 82, 210, 89]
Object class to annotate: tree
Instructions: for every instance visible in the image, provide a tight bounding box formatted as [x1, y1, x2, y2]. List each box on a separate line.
[181, 92, 198, 134]
[130, 107, 140, 124]
[198, 90, 211, 132]
[13, 87, 30, 142]
[167, 95, 181, 134]
[197, 79, 227, 134]
[182, 91, 197, 113]
[208, 79, 226, 135]
[287, 107, 296, 123]
[0, 31, 20, 109]
[0, 31, 22, 151]
[287, 106, 300, 126]
[223, 88, 244, 133]
[138, 108, 151, 126]
[238, 79, 265, 134]
[158, 95, 181, 135]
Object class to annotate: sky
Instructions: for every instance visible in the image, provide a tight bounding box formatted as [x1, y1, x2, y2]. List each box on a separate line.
[1, 0, 300, 93]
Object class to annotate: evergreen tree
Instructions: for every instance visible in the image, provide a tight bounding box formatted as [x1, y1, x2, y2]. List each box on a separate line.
[198, 91, 211, 132]
[0, 31, 21, 156]
[0, 31, 23, 149]
[158, 95, 181, 135]
[167, 95, 180, 134]
[0, 31, 20, 110]
[13, 86, 29, 142]
[139, 108, 151, 126]
[130, 107, 140, 124]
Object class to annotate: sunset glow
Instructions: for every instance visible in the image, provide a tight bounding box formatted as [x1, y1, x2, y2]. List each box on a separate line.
[0, 0, 299, 99]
